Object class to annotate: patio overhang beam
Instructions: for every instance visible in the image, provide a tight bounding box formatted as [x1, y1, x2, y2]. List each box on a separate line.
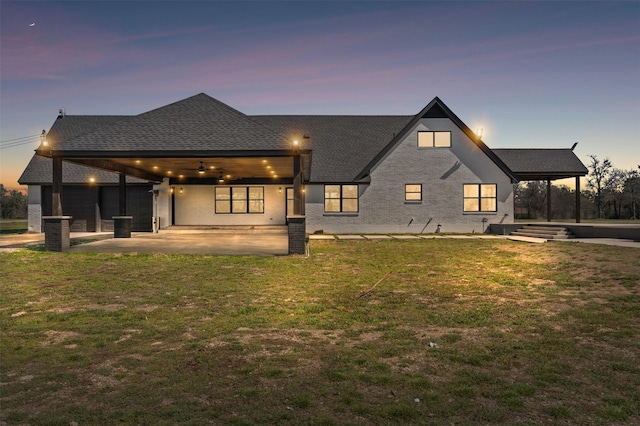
[64, 158, 165, 183]
[169, 177, 294, 186]
[511, 172, 588, 181]
[47, 149, 311, 158]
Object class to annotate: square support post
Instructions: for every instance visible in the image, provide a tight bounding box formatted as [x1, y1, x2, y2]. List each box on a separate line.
[287, 215, 306, 255]
[118, 173, 127, 216]
[43, 216, 72, 252]
[575, 176, 581, 223]
[546, 179, 552, 222]
[293, 153, 305, 215]
[52, 155, 63, 216]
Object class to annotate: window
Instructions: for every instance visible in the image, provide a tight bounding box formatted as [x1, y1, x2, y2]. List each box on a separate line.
[405, 184, 422, 201]
[463, 184, 497, 212]
[325, 184, 358, 213]
[215, 187, 264, 214]
[418, 131, 451, 148]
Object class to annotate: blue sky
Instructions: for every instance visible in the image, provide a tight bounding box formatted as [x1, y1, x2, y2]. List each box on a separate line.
[1, 0, 639, 189]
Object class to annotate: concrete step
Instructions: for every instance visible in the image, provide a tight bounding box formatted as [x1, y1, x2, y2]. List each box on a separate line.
[521, 225, 565, 232]
[510, 225, 575, 240]
[511, 231, 574, 240]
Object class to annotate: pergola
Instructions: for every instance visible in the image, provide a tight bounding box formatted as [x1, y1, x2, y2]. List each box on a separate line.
[493, 148, 589, 222]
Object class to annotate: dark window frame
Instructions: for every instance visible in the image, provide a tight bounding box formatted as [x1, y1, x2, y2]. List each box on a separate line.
[417, 130, 452, 148]
[324, 184, 359, 213]
[215, 186, 264, 214]
[405, 184, 422, 202]
[463, 183, 497, 212]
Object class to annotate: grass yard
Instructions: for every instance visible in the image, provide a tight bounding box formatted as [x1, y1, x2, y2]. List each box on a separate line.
[1, 239, 639, 425]
[0, 219, 27, 235]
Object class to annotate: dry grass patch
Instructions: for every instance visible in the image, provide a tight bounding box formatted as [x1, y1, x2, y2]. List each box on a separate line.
[1, 239, 638, 425]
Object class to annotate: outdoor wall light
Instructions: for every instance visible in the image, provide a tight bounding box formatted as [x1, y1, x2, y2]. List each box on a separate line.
[40, 130, 49, 147]
[89, 177, 96, 184]
[198, 161, 205, 174]
[179, 188, 184, 195]
[278, 187, 282, 193]
[170, 187, 174, 194]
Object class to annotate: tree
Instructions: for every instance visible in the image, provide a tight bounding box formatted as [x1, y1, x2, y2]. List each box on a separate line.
[515, 181, 546, 219]
[0, 184, 28, 219]
[586, 155, 613, 219]
[623, 168, 640, 220]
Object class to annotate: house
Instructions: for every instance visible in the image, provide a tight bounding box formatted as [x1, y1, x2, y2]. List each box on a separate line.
[18, 93, 588, 251]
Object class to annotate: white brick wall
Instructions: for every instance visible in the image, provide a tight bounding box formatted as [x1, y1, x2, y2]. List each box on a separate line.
[306, 118, 514, 234]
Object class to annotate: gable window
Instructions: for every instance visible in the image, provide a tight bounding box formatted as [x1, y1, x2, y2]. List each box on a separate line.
[463, 183, 497, 212]
[325, 184, 358, 213]
[405, 184, 422, 202]
[418, 131, 451, 148]
[215, 186, 264, 214]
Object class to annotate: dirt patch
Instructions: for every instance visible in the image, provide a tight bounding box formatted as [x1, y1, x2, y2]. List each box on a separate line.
[41, 330, 81, 346]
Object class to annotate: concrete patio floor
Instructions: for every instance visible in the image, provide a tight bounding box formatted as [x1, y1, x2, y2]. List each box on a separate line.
[2, 228, 639, 255]
[68, 228, 290, 256]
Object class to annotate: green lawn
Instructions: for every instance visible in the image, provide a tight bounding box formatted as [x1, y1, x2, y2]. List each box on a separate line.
[1, 240, 639, 425]
[0, 219, 27, 235]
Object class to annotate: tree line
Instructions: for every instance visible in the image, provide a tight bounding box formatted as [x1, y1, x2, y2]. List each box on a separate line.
[515, 155, 640, 220]
[1, 184, 28, 219]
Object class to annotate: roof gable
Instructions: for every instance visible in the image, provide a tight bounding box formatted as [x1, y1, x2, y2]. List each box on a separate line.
[355, 97, 518, 182]
[55, 93, 291, 153]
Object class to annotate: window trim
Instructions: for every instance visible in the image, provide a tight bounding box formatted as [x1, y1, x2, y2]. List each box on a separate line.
[324, 184, 359, 213]
[405, 183, 422, 202]
[463, 183, 497, 213]
[417, 130, 452, 148]
[215, 186, 264, 214]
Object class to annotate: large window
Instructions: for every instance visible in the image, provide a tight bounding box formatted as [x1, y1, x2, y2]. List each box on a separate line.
[325, 184, 358, 213]
[405, 184, 422, 201]
[418, 131, 451, 148]
[463, 184, 497, 212]
[215, 186, 264, 214]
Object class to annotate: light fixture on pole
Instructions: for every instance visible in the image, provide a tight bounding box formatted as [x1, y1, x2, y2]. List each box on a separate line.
[40, 130, 49, 148]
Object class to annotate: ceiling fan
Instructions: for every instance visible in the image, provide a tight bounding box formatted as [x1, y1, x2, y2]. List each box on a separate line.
[216, 168, 240, 183]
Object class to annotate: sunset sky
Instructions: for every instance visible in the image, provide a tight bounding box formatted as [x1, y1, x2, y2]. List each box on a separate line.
[1, 0, 639, 190]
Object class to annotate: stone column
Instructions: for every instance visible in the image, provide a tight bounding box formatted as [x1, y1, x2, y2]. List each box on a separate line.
[287, 215, 306, 255]
[113, 216, 133, 238]
[43, 216, 72, 252]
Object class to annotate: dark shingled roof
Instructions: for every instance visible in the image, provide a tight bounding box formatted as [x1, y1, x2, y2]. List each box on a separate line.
[493, 149, 588, 180]
[57, 93, 291, 152]
[20, 93, 588, 186]
[18, 155, 149, 185]
[252, 115, 412, 182]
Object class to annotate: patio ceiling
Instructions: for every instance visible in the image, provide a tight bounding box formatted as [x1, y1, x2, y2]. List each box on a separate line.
[67, 155, 295, 184]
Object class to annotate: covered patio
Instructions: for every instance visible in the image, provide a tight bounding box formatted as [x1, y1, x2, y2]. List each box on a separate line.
[494, 147, 589, 222]
[35, 94, 309, 254]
